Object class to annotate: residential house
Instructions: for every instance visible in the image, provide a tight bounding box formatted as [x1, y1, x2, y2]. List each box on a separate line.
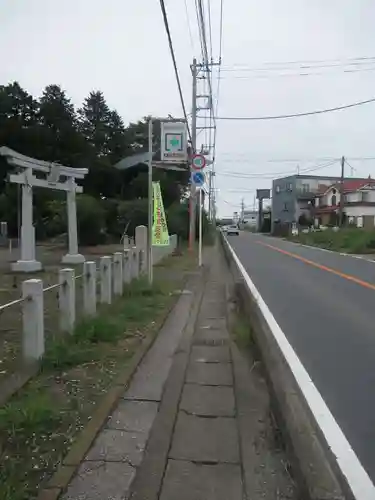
[272, 174, 374, 233]
[272, 174, 343, 232]
[314, 179, 375, 228]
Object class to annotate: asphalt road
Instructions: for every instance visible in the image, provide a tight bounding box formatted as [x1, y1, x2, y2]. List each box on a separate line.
[229, 232, 375, 483]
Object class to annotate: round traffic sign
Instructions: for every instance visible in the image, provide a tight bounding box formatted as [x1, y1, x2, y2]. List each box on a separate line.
[191, 154, 206, 171]
[192, 171, 205, 186]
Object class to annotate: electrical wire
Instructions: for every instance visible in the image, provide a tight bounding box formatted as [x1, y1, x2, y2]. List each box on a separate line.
[218, 67, 375, 80]
[159, 0, 192, 143]
[207, 0, 213, 62]
[194, 0, 205, 61]
[215, 159, 338, 179]
[212, 0, 223, 164]
[221, 55, 375, 68]
[183, 0, 195, 53]
[220, 60, 375, 72]
[214, 97, 375, 121]
[218, 153, 375, 162]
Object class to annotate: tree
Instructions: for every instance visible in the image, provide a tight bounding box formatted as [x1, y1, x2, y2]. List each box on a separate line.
[38, 84, 87, 166]
[0, 82, 39, 156]
[78, 91, 111, 157]
[107, 110, 127, 164]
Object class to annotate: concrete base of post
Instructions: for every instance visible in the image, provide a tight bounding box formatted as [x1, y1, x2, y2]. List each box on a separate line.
[62, 253, 86, 265]
[11, 259, 42, 273]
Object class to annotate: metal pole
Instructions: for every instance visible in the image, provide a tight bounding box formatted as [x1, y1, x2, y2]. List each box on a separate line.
[198, 188, 203, 266]
[189, 58, 197, 251]
[148, 119, 153, 284]
[208, 171, 212, 220]
[339, 155, 345, 227]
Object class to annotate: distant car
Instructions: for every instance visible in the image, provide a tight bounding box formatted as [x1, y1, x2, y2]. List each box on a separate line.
[226, 225, 239, 236]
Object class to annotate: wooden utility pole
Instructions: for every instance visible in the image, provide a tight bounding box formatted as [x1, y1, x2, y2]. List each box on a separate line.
[338, 156, 345, 227]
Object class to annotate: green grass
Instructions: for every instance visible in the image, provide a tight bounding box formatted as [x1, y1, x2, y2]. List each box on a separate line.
[232, 311, 254, 349]
[290, 227, 375, 254]
[0, 253, 194, 500]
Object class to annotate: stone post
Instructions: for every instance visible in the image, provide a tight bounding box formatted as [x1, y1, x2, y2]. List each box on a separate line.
[100, 256, 112, 304]
[83, 261, 97, 316]
[132, 247, 139, 280]
[113, 252, 123, 296]
[22, 278, 44, 360]
[59, 268, 76, 333]
[62, 179, 85, 265]
[123, 249, 131, 284]
[12, 184, 42, 272]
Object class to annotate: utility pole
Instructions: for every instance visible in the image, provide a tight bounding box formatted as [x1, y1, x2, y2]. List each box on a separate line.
[147, 119, 153, 284]
[338, 155, 345, 227]
[258, 198, 263, 232]
[208, 171, 212, 220]
[240, 197, 245, 223]
[189, 58, 197, 251]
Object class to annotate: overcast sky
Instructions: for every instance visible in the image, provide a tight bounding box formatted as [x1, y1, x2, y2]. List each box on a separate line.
[1, 0, 375, 216]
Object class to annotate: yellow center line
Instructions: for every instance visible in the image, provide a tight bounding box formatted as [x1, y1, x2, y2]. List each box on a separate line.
[257, 240, 375, 292]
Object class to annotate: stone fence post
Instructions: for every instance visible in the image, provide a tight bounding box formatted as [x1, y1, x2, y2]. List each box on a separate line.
[22, 279, 44, 361]
[100, 256, 112, 304]
[83, 261, 96, 316]
[113, 252, 123, 296]
[59, 268, 76, 333]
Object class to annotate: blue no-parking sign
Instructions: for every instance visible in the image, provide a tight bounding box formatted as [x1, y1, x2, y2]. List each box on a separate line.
[191, 171, 205, 186]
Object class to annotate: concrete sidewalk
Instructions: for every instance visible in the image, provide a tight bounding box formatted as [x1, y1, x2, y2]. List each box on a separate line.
[62, 249, 297, 500]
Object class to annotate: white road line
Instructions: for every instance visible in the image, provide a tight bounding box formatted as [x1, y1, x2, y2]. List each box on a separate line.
[225, 238, 375, 500]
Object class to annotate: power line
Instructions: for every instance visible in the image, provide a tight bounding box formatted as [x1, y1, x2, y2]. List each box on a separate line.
[219, 66, 375, 80]
[220, 60, 375, 72]
[207, 0, 213, 62]
[212, 0, 223, 164]
[217, 154, 375, 161]
[223, 55, 375, 68]
[183, 0, 195, 53]
[215, 159, 338, 179]
[159, 0, 192, 143]
[214, 97, 375, 121]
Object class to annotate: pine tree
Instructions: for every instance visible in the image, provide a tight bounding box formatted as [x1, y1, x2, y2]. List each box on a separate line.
[78, 91, 111, 157]
[38, 84, 86, 165]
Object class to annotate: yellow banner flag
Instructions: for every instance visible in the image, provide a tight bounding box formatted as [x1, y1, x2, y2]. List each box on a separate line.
[152, 182, 170, 246]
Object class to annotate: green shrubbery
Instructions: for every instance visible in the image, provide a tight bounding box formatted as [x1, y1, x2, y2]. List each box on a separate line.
[291, 228, 375, 254]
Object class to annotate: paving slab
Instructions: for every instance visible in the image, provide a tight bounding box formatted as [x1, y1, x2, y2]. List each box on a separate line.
[124, 351, 172, 401]
[180, 384, 235, 416]
[191, 345, 230, 363]
[62, 461, 135, 500]
[199, 303, 227, 318]
[169, 412, 239, 463]
[86, 429, 147, 465]
[186, 361, 233, 386]
[107, 400, 158, 433]
[194, 328, 229, 346]
[125, 290, 194, 401]
[196, 317, 227, 330]
[159, 459, 243, 500]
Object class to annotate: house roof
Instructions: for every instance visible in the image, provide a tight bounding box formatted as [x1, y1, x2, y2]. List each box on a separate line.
[316, 178, 375, 196]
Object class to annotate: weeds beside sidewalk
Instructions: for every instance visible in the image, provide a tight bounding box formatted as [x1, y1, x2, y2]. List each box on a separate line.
[0, 252, 195, 500]
[289, 227, 375, 254]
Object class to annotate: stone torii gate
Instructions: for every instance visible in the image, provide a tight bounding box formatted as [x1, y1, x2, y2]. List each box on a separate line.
[0, 147, 88, 272]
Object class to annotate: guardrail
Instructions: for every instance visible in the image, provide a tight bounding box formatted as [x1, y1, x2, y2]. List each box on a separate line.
[220, 230, 375, 500]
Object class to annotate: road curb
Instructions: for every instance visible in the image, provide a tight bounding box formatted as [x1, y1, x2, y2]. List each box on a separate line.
[37, 279, 187, 500]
